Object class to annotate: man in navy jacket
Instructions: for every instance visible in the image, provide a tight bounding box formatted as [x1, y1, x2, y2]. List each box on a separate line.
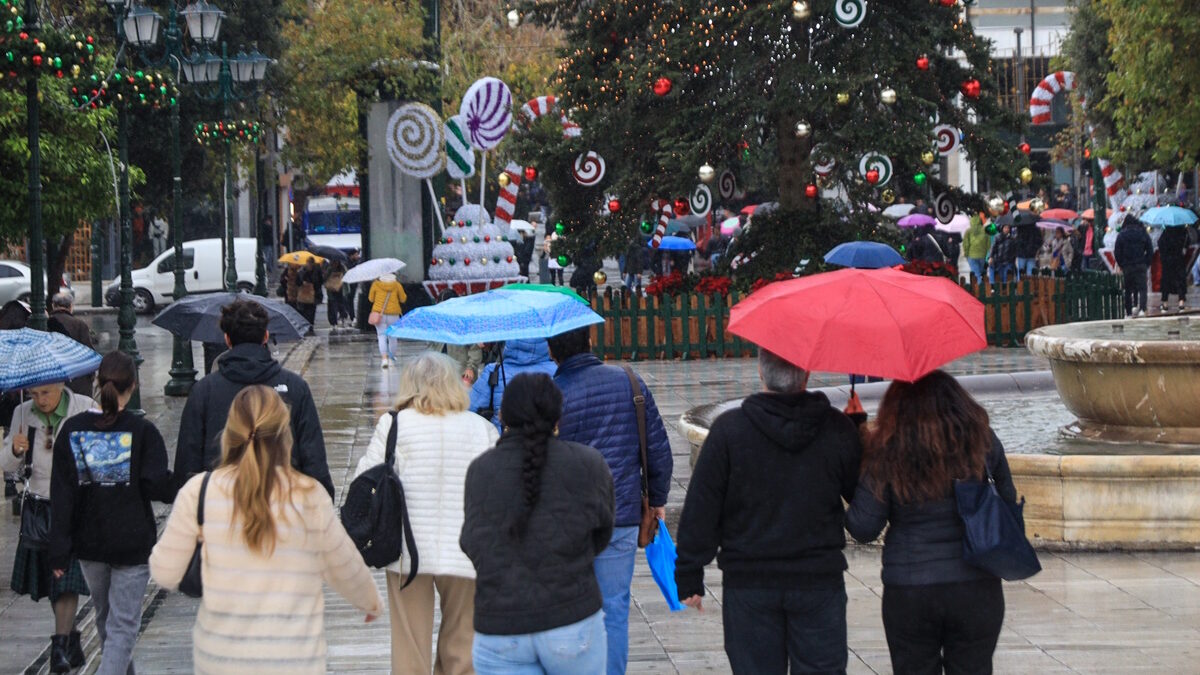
[548, 327, 672, 675]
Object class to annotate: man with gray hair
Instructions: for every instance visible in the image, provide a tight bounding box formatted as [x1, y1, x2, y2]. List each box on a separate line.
[47, 292, 95, 397]
[675, 347, 862, 674]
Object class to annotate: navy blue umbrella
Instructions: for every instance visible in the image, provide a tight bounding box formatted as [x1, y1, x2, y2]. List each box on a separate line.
[824, 241, 905, 269]
[152, 293, 310, 344]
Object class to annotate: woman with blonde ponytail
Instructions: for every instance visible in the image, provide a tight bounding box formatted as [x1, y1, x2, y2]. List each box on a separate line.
[151, 385, 381, 674]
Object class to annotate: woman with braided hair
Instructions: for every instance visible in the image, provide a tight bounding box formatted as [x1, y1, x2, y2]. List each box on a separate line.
[461, 373, 615, 674]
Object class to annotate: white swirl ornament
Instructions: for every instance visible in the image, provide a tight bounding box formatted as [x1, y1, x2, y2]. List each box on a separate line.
[835, 0, 867, 28]
[858, 152, 892, 187]
[689, 184, 712, 217]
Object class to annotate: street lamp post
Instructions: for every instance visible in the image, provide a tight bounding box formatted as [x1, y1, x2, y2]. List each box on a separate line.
[24, 0, 45, 330]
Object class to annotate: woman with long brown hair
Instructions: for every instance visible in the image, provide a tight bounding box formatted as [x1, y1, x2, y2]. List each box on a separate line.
[846, 370, 1018, 675]
[150, 385, 381, 674]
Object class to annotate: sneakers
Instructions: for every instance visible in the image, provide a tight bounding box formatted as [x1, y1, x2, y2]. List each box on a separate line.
[1181, 300, 1188, 311]
[380, 358, 389, 369]
[1159, 305, 1168, 314]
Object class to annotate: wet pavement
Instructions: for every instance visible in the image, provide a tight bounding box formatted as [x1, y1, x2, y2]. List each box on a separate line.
[2, 315, 1200, 673]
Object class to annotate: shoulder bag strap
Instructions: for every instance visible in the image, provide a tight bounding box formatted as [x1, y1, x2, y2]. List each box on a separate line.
[621, 365, 650, 498]
[197, 472, 210, 528]
[385, 411, 420, 589]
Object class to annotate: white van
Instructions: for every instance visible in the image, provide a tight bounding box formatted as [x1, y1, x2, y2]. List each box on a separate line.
[104, 238, 258, 313]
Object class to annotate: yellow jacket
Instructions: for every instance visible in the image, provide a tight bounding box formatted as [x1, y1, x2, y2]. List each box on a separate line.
[368, 279, 407, 315]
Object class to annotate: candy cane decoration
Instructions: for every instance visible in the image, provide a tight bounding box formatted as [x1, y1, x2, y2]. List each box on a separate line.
[649, 199, 674, 248]
[520, 95, 581, 138]
[494, 162, 522, 226]
[1029, 71, 1126, 206]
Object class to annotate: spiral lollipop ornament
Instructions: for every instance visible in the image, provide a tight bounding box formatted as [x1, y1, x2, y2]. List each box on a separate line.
[573, 151, 607, 187]
[933, 124, 961, 157]
[459, 77, 513, 151]
[386, 103, 445, 179]
[858, 152, 893, 187]
[835, 0, 867, 28]
[690, 185, 712, 217]
[934, 192, 956, 224]
[718, 170, 738, 199]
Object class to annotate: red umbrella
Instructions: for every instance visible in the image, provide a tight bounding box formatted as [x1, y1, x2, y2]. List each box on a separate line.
[728, 268, 986, 382]
[1081, 208, 1095, 220]
[740, 204, 758, 216]
[1040, 208, 1078, 221]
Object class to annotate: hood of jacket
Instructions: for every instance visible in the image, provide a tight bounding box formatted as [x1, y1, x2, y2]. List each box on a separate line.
[741, 391, 836, 453]
[503, 338, 552, 366]
[218, 343, 283, 385]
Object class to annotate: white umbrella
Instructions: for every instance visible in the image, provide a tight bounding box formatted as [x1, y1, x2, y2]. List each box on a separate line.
[935, 213, 971, 234]
[883, 204, 916, 219]
[343, 257, 407, 284]
[509, 219, 535, 234]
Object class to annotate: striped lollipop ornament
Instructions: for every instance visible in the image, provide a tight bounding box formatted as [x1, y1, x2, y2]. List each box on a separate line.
[573, 151, 606, 186]
[1029, 71, 1126, 207]
[444, 115, 476, 180]
[520, 95, 581, 138]
[494, 162, 522, 226]
[460, 77, 513, 151]
[649, 199, 674, 248]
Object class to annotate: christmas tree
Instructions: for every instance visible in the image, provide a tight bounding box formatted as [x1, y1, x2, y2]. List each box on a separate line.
[515, 0, 1025, 280]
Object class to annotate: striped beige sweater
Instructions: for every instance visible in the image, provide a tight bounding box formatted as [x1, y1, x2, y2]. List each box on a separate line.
[150, 469, 382, 674]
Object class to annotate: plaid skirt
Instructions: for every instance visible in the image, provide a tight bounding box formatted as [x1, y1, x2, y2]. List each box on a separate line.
[10, 546, 89, 603]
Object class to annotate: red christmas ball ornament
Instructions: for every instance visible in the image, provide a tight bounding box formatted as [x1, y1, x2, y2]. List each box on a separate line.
[653, 76, 672, 96]
[1083, 147, 1092, 159]
[865, 169, 880, 185]
[608, 198, 621, 213]
[673, 197, 689, 215]
[1019, 142, 1031, 155]
[523, 166, 538, 181]
[961, 78, 982, 99]
[483, 235, 491, 242]
[939, 0, 956, 6]
[463, 257, 472, 266]
[805, 184, 818, 199]
[506, 256, 514, 263]
[916, 55, 930, 71]
[31, 55, 42, 67]
[692, 65, 700, 74]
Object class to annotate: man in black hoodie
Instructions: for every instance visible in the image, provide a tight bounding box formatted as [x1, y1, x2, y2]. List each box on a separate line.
[1114, 215, 1155, 317]
[174, 300, 334, 497]
[675, 348, 862, 674]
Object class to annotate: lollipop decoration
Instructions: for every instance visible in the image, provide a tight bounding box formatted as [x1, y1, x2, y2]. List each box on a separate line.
[932, 124, 960, 156]
[494, 162, 522, 226]
[573, 151, 607, 186]
[718, 169, 737, 200]
[459, 77, 513, 151]
[858, 152, 892, 187]
[385, 102, 446, 233]
[835, 0, 867, 28]
[689, 184, 712, 217]
[649, 199, 674, 248]
[444, 115, 476, 181]
[810, 145, 836, 177]
[520, 95, 581, 138]
[933, 192, 956, 224]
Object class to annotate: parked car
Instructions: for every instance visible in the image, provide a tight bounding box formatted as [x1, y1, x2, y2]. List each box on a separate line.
[0, 260, 73, 306]
[104, 238, 257, 313]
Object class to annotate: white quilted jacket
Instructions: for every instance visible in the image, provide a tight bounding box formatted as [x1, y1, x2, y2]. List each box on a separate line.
[354, 408, 499, 578]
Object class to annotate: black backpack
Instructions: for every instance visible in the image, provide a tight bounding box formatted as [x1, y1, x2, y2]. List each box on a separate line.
[341, 411, 418, 586]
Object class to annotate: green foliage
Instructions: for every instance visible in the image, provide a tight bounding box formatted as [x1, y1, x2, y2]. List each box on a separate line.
[516, 0, 1024, 277]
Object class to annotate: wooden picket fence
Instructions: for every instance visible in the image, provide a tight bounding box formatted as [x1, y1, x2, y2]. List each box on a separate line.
[585, 270, 1124, 359]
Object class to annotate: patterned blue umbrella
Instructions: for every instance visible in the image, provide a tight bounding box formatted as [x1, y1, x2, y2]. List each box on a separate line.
[1140, 206, 1198, 227]
[0, 328, 103, 391]
[387, 287, 604, 345]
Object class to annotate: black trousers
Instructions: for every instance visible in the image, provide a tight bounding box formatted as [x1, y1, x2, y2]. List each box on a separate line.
[881, 579, 1004, 675]
[722, 583, 847, 674]
[1122, 267, 1148, 314]
[326, 289, 351, 325]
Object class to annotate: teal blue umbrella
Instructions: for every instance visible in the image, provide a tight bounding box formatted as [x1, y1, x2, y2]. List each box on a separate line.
[387, 287, 604, 345]
[0, 328, 102, 391]
[1141, 206, 1197, 227]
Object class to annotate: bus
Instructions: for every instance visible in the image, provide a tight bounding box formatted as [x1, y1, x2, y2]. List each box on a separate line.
[303, 195, 362, 252]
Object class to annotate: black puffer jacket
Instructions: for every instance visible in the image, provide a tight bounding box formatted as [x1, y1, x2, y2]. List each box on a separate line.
[1114, 222, 1154, 271]
[461, 436, 614, 635]
[173, 342, 334, 497]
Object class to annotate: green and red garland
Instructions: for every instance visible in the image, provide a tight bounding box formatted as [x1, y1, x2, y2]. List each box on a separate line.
[0, 0, 98, 85]
[193, 119, 263, 146]
[71, 69, 177, 109]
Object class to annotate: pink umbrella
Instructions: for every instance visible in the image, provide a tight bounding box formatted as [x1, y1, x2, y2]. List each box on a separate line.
[719, 217, 741, 235]
[1036, 219, 1071, 231]
[897, 213, 936, 228]
[740, 204, 758, 216]
[935, 213, 971, 234]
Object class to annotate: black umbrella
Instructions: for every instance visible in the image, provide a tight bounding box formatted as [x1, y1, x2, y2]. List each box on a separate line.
[151, 293, 310, 344]
[305, 244, 349, 265]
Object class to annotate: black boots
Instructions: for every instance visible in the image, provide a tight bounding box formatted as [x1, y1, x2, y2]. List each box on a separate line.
[48, 632, 84, 673]
[49, 635, 71, 673]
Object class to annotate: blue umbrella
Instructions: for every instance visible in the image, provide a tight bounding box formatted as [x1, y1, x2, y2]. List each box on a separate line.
[824, 242, 905, 269]
[0, 328, 102, 391]
[650, 236, 697, 251]
[387, 287, 604, 345]
[1140, 206, 1198, 227]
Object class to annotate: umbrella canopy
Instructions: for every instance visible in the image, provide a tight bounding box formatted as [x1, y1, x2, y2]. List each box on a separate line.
[740, 204, 758, 216]
[306, 245, 349, 265]
[897, 213, 936, 228]
[728, 268, 986, 382]
[500, 283, 588, 303]
[387, 287, 604, 345]
[651, 236, 697, 251]
[719, 217, 741, 236]
[935, 214, 971, 234]
[0, 328, 102, 391]
[342, 257, 407, 284]
[823, 242, 905, 269]
[1039, 208, 1077, 221]
[665, 219, 692, 235]
[1036, 219, 1072, 231]
[1140, 206, 1198, 227]
[882, 204, 916, 219]
[279, 251, 324, 266]
[152, 293, 311, 344]
[508, 219, 536, 234]
[1081, 208, 1095, 220]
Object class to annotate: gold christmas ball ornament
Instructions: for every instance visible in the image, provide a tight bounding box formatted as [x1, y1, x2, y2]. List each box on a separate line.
[698, 164, 715, 183]
[881, 188, 896, 205]
[987, 195, 1005, 217]
[836, 92, 851, 106]
[793, 120, 812, 139]
[1029, 196, 1047, 214]
[1019, 167, 1033, 184]
[593, 270, 608, 285]
[881, 88, 897, 105]
[921, 150, 935, 166]
[791, 1, 812, 20]
[498, 173, 510, 188]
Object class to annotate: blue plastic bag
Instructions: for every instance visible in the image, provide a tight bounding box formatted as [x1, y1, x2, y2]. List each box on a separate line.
[644, 519, 685, 612]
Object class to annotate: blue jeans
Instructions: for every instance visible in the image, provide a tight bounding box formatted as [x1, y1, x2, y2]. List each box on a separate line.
[1015, 257, 1036, 279]
[990, 263, 1014, 285]
[966, 258, 985, 282]
[79, 561, 150, 675]
[593, 526, 638, 675]
[722, 584, 848, 675]
[473, 611, 606, 674]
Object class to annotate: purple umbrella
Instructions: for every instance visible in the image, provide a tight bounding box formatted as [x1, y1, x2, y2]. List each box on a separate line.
[897, 213, 937, 228]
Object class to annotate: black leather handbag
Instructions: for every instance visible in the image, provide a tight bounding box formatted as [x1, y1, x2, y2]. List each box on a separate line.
[178, 472, 210, 598]
[955, 464, 1041, 581]
[17, 426, 50, 552]
[340, 411, 418, 587]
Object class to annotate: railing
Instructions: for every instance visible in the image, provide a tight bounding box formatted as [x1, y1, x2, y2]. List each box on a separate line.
[585, 270, 1124, 359]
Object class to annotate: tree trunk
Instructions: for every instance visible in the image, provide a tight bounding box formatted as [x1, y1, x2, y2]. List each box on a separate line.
[45, 231, 73, 300]
[776, 111, 812, 211]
